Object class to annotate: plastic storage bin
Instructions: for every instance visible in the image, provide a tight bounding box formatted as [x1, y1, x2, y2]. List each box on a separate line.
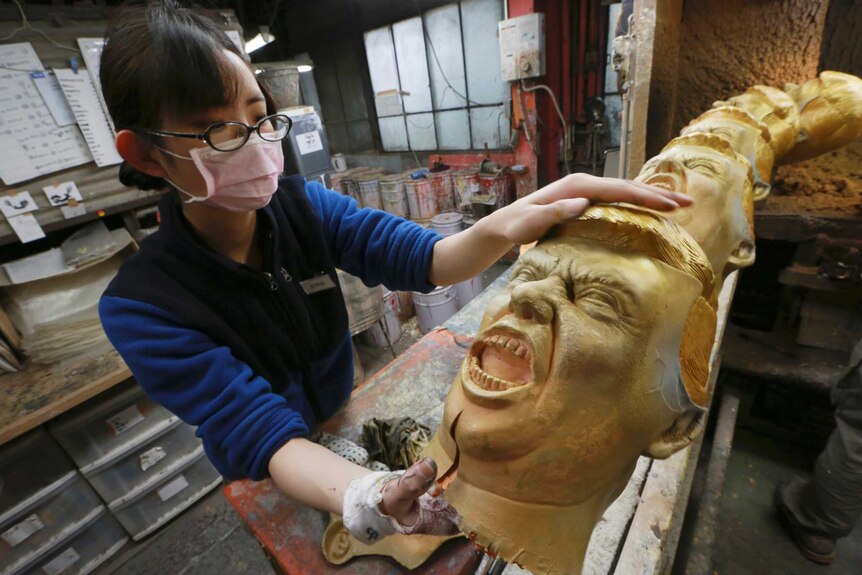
[25, 508, 127, 575]
[48, 380, 174, 469]
[110, 446, 222, 540]
[0, 429, 75, 520]
[1, 472, 102, 575]
[82, 418, 202, 506]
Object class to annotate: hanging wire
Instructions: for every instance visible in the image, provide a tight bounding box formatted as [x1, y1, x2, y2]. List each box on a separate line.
[412, 0, 499, 109]
[521, 79, 571, 174]
[514, 83, 539, 156]
[0, 0, 81, 54]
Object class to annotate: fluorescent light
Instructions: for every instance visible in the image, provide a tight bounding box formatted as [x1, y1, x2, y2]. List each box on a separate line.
[245, 26, 274, 53]
[297, 64, 313, 73]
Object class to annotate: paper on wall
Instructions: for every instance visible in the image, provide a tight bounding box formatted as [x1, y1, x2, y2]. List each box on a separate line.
[54, 68, 122, 167]
[7, 214, 45, 244]
[0, 44, 93, 185]
[0, 42, 43, 72]
[43, 181, 83, 207]
[76, 38, 115, 134]
[31, 71, 76, 126]
[61, 201, 87, 220]
[0, 191, 38, 218]
[296, 131, 324, 155]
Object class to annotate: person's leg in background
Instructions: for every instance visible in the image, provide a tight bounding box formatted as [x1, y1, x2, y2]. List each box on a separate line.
[777, 340, 862, 565]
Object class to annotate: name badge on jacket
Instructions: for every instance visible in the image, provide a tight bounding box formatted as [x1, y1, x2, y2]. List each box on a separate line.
[300, 273, 336, 295]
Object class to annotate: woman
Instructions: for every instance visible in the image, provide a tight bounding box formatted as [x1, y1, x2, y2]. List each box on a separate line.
[98, 0, 691, 542]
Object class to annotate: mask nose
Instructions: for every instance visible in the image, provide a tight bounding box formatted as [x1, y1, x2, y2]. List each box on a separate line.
[509, 277, 559, 324]
[656, 157, 682, 174]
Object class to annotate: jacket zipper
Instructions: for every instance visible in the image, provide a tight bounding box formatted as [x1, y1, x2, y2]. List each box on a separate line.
[261, 269, 324, 422]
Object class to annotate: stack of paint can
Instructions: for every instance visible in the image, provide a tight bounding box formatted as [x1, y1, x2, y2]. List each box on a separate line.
[404, 172, 438, 226]
[430, 168, 456, 213]
[336, 269, 384, 336]
[378, 174, 409, 218]
[452, 168, 480, 215]
[363, 289, 403, 347]
[356, 173, 383, 210]
[330, 167, 371, 197]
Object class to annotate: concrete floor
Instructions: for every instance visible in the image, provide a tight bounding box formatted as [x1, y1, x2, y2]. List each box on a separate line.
[712, 428, 862, 574]
[93, 263, 861, 574]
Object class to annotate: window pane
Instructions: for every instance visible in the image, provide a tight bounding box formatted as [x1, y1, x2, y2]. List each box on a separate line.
[605, 3, 623, 94]
[379, 116, 409, 151]
[392, 17, 434, 113]
[470, 105, 506, 149]
[461, 0, 505, 106]
[406, 113, 438, 150]
[435, 109, 470, 150]
[424, 4, 467, 110]
[364, 26, 401, 117]
[604, 94, 623, 148]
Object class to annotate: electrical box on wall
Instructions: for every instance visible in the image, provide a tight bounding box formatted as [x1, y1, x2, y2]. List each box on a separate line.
[499, 13, 545, 82]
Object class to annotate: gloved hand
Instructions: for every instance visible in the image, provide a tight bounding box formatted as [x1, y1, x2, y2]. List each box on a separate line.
[342, 457, 460, 544]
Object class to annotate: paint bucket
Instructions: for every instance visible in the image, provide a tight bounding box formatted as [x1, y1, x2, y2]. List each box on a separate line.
[430, 169, 456, 212]
[453, 169, 480, 214]
[332, 167, 371, 195]
[379, 174, 409, 218]
[337, 270, 384, 335]
[455, 275, 483, 308]
[357, 174, 383, 210]
[363, 290, 403, 347]
[395, 291, 414, 320]
[412, 286, 459, 334]
[430, 212, 464, 238]
[405, 177, 438, 224]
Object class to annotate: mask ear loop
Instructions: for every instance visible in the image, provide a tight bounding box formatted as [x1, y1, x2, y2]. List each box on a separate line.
[154, 145, 208, 204]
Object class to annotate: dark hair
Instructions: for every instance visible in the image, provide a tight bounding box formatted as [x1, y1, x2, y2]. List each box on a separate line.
[101, 0, 272, 190]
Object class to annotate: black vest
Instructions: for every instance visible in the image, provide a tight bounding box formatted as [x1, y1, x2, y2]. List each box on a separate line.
[103, 176, 351, 421]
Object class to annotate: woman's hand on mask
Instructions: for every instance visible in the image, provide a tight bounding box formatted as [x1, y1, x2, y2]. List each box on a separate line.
[492, 173, 693, 246]
[381, 457, 461, 537]
[342, 457, 460, 543]
[429, 173, 693, 286]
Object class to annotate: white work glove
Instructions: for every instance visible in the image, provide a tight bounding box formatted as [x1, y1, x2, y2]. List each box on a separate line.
[342, 458, 461, 544]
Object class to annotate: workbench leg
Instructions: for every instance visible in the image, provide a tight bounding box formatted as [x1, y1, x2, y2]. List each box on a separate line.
[378, 318, 397, 359]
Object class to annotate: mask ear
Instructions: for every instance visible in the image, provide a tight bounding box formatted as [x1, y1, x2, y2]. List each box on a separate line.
[644, 406, 707, 459]
[727, 240, 756, 269]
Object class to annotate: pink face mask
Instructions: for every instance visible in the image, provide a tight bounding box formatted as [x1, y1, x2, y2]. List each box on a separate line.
[159, 134, 284, 212]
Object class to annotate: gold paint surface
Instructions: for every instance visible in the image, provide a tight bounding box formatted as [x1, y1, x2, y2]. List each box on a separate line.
[781, 71, 862, 164]
[714, 84, 801, 159]
[635, 135, 755, 279]
[682, 106, 775, 200]
[427, 206, 713, 574]
[321, 514, 457, 569]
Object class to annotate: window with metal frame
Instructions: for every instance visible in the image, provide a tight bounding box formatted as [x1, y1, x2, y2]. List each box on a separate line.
[364, 0, 510, 153]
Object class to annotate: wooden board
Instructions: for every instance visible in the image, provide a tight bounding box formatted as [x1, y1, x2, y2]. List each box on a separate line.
[0, 348, 131, 445]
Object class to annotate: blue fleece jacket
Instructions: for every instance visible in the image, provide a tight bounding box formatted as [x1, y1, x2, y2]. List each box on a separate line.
[99, 176, 441, 480]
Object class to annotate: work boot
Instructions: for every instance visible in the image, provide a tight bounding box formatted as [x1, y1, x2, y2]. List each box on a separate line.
[775, 478, 837, 565]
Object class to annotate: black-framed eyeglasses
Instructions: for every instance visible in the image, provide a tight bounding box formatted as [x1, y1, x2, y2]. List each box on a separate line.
[140, 113, 292, 152]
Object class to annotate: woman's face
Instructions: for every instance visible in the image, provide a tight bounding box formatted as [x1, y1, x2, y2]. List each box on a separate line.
[152, 50, 269, 199]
